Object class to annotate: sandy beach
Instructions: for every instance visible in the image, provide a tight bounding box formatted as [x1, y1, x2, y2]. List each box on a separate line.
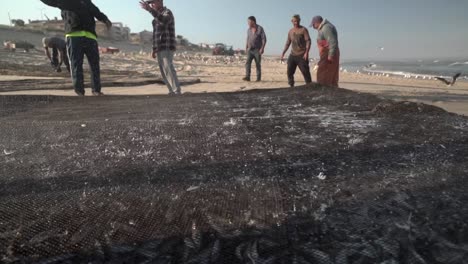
[2, 27, 468, 262]
[1, 44, 468, 116]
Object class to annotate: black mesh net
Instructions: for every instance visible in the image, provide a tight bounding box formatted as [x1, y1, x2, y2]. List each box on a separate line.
[1, 88, 468, 263]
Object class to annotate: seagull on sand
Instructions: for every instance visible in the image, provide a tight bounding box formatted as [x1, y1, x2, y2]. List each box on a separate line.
[435, 73, 462, 87]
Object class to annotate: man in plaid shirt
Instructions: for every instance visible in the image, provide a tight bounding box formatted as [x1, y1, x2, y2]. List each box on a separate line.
[140, 0, 181, 95]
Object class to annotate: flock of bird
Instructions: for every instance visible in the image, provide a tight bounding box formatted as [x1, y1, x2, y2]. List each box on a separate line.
[135, 50, 466, 87]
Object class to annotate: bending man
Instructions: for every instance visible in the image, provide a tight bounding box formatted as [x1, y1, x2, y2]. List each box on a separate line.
[42, 37, 70, 73]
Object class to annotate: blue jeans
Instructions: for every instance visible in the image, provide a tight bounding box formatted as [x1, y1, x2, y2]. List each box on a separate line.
[245, 49, 262, 80]
[67, 37, 101, 94]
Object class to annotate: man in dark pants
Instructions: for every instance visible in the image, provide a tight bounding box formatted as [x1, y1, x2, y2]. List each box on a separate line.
[39, 0, 112, 96]
[281, 15, 312, 88]
[243, 16, 267, 82]
[42, 37, 70, 73]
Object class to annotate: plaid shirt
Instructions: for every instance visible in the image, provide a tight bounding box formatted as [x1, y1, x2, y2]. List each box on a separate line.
[150, 7, 176, 52]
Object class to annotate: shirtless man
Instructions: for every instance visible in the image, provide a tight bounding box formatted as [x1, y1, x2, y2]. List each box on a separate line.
[281, 15, 312, 88]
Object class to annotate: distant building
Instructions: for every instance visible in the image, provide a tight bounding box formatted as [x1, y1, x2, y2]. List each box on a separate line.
[139, 30, 153, 45]
[96, 22, 130, 40]
[130, 33, 140, 44]
[26, 18, 63, 32]
[199, 43, 210, 49]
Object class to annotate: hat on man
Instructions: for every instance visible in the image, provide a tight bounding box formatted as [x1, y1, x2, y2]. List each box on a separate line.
[310, 16, 323, 27]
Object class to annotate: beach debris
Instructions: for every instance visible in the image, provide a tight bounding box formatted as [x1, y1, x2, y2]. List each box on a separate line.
[223, 118, 237, 126]
[435, 73, 461, 87]
[81, 124, 87, 128]
[349, 137, 364, 146]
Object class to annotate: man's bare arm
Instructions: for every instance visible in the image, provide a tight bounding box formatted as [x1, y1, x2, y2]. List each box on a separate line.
[304, 28, 312, 60]
[44, 48, 52, 61]
[260, 28, 267, 54]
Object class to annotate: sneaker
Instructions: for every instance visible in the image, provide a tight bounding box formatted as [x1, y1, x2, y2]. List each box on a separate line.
[168, 91, 176, 96]
[256, 79, 261, 82]
[242, 77, 251, 82]
[175, 91, 182, 95]
[92, 92, 105, 96]
[75, 91, 85, 97]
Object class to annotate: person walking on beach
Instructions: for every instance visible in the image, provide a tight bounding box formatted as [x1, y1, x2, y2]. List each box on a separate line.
[244, 16, 267, 82]
[310, 16, 340, 88]
[42, 37, 70, 73]
[140, 0, 181, 95]
[281, 15, 312, 88]
[40, 0, 112, 96]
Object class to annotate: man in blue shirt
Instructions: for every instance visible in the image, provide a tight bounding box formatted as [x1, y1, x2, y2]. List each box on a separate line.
[244, 16, 267, 82]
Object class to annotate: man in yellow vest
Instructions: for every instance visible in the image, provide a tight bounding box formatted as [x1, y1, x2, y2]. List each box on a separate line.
[40, 0, 112, 96]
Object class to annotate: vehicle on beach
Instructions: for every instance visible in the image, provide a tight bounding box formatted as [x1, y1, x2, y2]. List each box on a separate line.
[212, 43, 235, 56]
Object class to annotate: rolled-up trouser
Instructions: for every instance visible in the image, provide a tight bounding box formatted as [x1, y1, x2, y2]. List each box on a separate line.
[317, 48, 340, 88]
[51, 47, 71, 72]
[67, 36, 102, 94]
[157, 50, 181, 94]
[51, 47, 59, 69]
[245, 49, 262, 80]
[287, 55, 312, 87]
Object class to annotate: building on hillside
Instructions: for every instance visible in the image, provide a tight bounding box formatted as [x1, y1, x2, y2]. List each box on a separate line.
[139, 30, 153, 45]
[199, 43, 210, 49]
[96, 22, 130, 40]
[26, 18, 63, 32]
[130, 33, 140, 44]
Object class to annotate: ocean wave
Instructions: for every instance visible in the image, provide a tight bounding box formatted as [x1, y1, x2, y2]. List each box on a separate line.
[448, 61, 468, 67]
[361, 68, 444, 79]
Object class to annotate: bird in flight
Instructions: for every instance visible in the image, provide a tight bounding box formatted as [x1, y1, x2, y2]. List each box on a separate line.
[435, 73, 462, 87]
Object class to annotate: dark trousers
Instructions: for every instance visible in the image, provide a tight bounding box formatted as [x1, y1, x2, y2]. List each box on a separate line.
[67, 37, 101, 94]
[51, 47, 70, 72]
[287, 55, 312, 87]
[245, 49, 262, 80]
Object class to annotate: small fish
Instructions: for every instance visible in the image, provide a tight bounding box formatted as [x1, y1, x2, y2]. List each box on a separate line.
[317, 172, 327, 180]
[187, 186, 200, 192]
[3, 149, 14, 156]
